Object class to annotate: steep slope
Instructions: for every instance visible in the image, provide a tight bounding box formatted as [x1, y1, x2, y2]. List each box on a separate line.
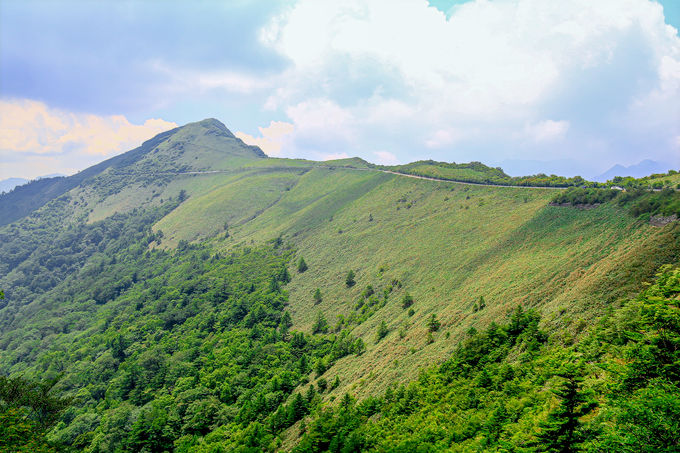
[193, 168, 680, 396]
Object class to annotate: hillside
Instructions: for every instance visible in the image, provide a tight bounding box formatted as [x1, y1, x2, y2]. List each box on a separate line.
[1, 119, 679, 451]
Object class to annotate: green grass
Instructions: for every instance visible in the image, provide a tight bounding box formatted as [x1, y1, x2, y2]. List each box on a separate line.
[137, 163, 680, 398]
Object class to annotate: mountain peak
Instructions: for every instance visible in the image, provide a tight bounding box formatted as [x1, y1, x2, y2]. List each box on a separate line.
[184, 118, 235, 138]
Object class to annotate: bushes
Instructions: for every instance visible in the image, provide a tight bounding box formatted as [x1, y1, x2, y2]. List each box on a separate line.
[552, 187, 618, 205]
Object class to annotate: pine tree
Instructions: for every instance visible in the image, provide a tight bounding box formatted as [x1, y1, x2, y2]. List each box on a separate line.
[401, 293, 414, 309]
[279, 311, 292, 339]
[427, 313, 441, 332]
[313, 312, 328, 334]
[345, 270, 356, 287]
[298, 257, 308, 273]
[277, 266, 290, 283]
[376, 320, 389, 343]
[534, 365, 597, 452]
[313, 288, 322, 304]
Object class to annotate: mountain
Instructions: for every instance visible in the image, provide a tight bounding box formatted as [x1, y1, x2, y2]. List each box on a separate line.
[594, 159, 673, 182]
[0, 118, 265, 226]
[1, 120, 679, 451]
[0, 177, 28, 193]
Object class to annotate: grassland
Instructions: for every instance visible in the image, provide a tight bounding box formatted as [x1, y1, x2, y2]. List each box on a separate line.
[142, 162, 680, 398]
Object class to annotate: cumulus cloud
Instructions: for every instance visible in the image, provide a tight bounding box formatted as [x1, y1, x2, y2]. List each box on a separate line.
[235, 121, 294, 156]
[254, 0, 680, 173]
[0, 99, 176, 178]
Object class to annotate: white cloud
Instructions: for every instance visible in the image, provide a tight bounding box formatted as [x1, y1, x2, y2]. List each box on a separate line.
[373, 150, 399, 164]
[235, 121, 294, 156]
[150, 60, 272, 95]
[320, 152, 350, 161]
[257, 0, 680, 171]
[0, 99, 176, 178]
[425, 129, 464, 149]
[523, 120, 570, 143]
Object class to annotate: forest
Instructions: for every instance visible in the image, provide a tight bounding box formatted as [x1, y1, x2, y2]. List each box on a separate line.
[1, 198, 678, 451]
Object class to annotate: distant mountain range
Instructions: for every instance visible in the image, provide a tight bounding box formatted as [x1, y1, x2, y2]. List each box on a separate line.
[0, 177, 28, 194]
[0, 174, 68, 194]
[594, 159, 673, 182]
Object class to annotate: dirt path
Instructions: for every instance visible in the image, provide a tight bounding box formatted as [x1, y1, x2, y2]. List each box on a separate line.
[137, 165, 568, 190]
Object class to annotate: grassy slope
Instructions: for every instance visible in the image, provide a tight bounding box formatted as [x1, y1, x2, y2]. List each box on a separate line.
[146, 163, 680, 399]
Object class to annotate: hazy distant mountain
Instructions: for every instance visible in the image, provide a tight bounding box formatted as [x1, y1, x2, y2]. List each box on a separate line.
[595, 160, 673, 182]
[0, 178, 28, 194]
[0, 174, 68, 194]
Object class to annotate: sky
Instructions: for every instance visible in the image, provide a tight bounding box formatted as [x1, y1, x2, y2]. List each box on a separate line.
[1, 0, 679, 180]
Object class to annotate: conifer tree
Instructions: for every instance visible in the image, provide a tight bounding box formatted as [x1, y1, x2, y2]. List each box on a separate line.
[376, 320, 389, 343]
[534, 364, 596, 453]
[313, 312, 328, 334]
[298, 257, 308, 273]
[345, 270, 356, 287]
[427, 314, 441, 332]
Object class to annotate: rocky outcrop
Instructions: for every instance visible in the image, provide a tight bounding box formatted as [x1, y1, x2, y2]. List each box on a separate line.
[650, 214, 678, 227]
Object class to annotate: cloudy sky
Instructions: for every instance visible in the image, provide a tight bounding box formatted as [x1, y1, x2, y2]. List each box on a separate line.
[1, 0, 679, 179]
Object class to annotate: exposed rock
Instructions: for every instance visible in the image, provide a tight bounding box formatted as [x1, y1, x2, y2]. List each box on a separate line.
[650, 214, 678, 227]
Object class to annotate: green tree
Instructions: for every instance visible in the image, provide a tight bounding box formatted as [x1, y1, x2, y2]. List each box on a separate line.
[376, 320, 389, 343]
[474, 295, 486, 312]
[313, 288, 322, 304]
[313, 312, 328, 334]
[0, 375, 70, 452]
[427, 314, 441, 332]
[279, 311, 292, 339]
[345, 270, 356, 287]
[298, 257, 308, 273]
[534, 365, 596, 452]
[401, 293, 414, 309]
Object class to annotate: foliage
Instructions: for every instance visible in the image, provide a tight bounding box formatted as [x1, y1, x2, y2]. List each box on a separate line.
[375, 321, 389, 343]
[0, 375, 71, 452]
[384, 160, 591, 188]
[552, 187, 618, 205]
[427, 314, 441, 332]
[551, 186, 680, 219]
[294, 266, 680, 452]
[345, 270, 356, 288]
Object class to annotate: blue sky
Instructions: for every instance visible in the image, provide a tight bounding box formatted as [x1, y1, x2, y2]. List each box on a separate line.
[1, 0, 679, 179]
